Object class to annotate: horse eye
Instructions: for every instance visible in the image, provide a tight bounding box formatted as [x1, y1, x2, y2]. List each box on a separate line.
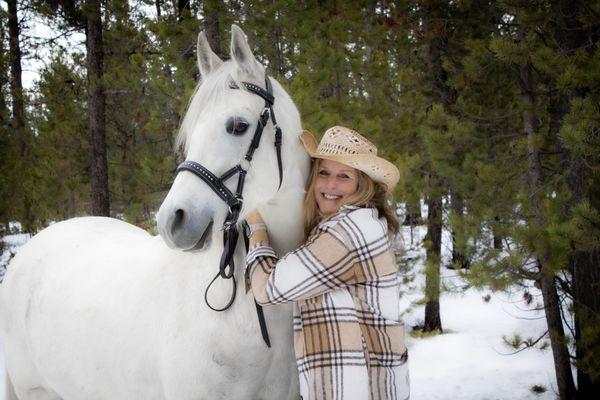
[225, 117, 250, 136]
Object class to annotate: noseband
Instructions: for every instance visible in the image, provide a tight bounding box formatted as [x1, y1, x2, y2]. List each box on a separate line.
[175, 73, 283, 347]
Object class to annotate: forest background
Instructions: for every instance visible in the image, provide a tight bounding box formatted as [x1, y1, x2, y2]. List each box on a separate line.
[0, 1, 598, 399]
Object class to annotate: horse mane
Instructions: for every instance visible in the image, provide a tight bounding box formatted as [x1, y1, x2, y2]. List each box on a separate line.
[175, 62, 263, 155]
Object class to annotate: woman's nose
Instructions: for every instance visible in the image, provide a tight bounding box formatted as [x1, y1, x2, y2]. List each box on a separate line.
[326, 177, 337, 190]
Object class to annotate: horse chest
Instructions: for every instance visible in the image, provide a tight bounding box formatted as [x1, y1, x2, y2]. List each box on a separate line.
[158, 301, 290, 400]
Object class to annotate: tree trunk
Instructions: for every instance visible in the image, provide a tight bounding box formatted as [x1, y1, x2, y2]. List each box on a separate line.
[422, 0, 456, 109]
[420, 0, 453, 333]
[573, 248, 600, 398]
[492, 216, 503, 250]
[0, 15, 8, 227]
[0, 17, 6, 125]
[86, 0, 110, 216]
[519, 58, 576, 400]
[450, 192, 469, 269]
[424, 188, 443, 332]
[538, 268, 577, 399]
[154, 0, 162, 18]
[177, 0, 190, 22]
[567, 142, 600, 398]
[270, 9, 286, 80]
[403, 198, 422, 226]
[203, 0, 226, 60]
[7, 0, 33, 232]
[7, 0, 24, 139]
[175, 0, 194, 73]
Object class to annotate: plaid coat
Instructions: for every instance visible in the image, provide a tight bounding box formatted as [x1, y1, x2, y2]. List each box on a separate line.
[246, 206, 409, 400]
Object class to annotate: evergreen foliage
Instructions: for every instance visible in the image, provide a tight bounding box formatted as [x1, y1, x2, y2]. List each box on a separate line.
[32, 53, 89, 221]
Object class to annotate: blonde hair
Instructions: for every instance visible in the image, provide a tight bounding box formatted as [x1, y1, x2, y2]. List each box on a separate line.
[303, 158, 399, 238]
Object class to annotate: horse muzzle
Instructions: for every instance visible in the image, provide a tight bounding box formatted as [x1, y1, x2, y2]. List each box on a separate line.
[157, 203, 214, 251]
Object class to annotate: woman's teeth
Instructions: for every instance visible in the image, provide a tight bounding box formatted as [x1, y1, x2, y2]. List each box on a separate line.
[323, 194, 341, 200]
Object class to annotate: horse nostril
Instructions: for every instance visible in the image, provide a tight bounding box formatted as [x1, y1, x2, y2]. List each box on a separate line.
[172, 209, 185, 233]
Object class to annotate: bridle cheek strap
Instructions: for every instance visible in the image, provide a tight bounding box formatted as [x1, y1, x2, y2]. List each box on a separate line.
[230, 78, 283, 189]
[265, 77, 283, 190]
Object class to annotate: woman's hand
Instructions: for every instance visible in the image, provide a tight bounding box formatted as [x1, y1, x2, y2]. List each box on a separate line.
[245, 210, 265, 225]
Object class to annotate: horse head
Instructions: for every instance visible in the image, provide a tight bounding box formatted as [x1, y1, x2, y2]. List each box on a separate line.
[157, 25, 309, 252]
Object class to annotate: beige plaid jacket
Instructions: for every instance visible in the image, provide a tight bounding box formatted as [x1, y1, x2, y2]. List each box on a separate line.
[246, 206, 409, 400]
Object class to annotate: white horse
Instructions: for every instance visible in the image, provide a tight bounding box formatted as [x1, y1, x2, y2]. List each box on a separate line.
[0, 25, 310, 400]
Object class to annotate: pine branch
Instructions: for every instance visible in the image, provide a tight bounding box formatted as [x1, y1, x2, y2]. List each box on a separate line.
[498, 330, 549, 355]
[454, 108, 523, 122]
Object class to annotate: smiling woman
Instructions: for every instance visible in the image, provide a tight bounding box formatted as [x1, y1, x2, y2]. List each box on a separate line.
[300, 127, 400, 238]
[245, 126, 408, 400]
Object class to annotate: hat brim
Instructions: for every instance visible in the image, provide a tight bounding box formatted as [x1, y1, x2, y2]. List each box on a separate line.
[299, 130, 399, 194]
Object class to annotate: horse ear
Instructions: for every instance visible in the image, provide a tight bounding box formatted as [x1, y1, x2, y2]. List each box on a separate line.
[197, 31, 223, 77]
[230, 24, 262, 78]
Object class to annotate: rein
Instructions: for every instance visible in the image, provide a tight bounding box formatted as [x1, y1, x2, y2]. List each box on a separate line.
[175, 73, 283, 348]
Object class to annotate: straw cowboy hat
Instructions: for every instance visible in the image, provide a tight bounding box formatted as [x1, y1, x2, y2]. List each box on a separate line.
[299, 126, 400, 193]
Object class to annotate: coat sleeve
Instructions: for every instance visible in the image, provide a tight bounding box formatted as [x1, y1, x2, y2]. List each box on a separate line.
[245, 225, 357, 305]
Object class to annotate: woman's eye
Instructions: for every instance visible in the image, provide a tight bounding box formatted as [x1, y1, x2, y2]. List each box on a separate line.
[339, 174, 349, 180]
[318, 170, 329, 176]
[225, 117, 250, 135]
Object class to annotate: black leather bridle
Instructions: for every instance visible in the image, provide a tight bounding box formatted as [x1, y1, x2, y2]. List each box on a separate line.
[175, 73, 283, 347]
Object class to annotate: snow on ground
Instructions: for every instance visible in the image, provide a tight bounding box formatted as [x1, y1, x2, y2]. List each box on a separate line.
[399, 225, 557, 400]
[406, 289, 556, 400]
[0, 340, 4, 398]
[0, 223, 558, 399]
[0, 224, 29, 283]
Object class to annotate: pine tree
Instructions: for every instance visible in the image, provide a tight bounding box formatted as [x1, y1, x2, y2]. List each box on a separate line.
[102, 0, 160, 225]
[0, 5, 13, 230]
[453, 1, 600, 396]
[546, 1, 600, 395]
[34, 0, 110, 216]
[6, 0, 37, 232]
[32, 52, 89, 220]
[85, 0, 109, 216]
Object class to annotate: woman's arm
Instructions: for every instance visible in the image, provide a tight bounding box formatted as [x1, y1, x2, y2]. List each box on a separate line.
[245, 211, 357, 305]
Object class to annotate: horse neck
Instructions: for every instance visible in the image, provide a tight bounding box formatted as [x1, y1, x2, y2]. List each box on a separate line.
[256, 185, 306, 255]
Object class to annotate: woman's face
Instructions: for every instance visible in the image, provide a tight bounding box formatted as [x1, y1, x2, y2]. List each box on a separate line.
[313, 159, 359, 215]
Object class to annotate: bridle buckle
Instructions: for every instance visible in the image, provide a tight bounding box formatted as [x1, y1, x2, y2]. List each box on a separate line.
[260, 107, 270, 126]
